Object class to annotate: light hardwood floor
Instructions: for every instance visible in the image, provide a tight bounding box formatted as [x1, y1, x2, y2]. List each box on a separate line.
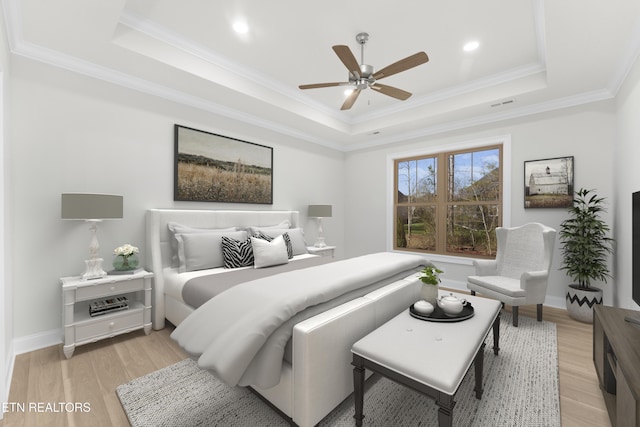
[0, 305, 612, 427]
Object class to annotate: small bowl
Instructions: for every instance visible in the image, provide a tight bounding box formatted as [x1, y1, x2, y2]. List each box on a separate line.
[413, 300, 434, 315]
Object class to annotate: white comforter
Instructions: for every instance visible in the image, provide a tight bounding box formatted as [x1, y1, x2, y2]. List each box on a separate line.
[171, 252, 428, 388]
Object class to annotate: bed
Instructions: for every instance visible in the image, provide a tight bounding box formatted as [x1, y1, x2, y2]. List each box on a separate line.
[146, 209, 430, 427]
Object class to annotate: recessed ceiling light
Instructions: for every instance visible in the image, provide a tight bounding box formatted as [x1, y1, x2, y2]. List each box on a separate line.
[233, 21, 249, 34]
[463, 41, 480, 52]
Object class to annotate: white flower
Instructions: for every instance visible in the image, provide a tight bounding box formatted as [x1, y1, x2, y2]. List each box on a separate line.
[114, 244, 139, 258]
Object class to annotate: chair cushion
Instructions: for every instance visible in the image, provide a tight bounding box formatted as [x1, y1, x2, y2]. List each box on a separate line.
[467, 275, 526, 298]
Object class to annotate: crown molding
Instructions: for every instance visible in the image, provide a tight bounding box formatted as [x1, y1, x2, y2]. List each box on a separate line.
[343, 89, 614, 152]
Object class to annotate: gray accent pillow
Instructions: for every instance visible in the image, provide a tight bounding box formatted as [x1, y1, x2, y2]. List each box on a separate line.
[168, 222, 237, 267]
[175, 230, 247, 272]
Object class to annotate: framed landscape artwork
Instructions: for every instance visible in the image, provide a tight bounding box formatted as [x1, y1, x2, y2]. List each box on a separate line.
[524, 156, 574, 208]
[174, 125, 273, 204]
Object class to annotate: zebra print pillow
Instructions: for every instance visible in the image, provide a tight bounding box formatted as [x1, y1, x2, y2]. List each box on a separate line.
[254, 231, 293, 259]
[221, 236, 254, 268]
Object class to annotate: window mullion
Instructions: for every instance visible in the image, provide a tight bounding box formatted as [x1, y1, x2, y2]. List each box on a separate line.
[436, 152, 447, 252]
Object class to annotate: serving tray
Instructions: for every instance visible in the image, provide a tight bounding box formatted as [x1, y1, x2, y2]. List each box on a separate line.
[409, 303, 474, 322]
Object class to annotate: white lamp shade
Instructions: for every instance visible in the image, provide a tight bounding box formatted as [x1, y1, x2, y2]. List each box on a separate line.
[61, 193, 123, 220]
[308, 205, 332, 218]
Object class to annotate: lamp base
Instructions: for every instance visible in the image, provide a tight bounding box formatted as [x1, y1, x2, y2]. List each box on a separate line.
[82, 258, 107, 280]
[314, 238, 327, 248]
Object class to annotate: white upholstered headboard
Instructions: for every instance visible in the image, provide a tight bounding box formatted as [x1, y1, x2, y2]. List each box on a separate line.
[146, 209, 300, 329]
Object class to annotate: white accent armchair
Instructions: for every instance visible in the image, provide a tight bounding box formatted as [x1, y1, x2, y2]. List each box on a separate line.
[467, 223, 556, 327]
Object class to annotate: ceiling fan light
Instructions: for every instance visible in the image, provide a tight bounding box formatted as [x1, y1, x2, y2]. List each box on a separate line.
[344, 88, 354, 96]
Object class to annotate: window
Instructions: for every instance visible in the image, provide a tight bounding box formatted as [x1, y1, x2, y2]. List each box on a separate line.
[394, 144, 502, 257]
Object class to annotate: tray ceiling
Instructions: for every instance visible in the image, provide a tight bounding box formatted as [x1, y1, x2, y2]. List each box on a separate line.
[5, 0, 640, 150]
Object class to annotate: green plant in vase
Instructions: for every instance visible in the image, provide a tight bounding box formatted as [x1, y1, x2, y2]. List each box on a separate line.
[559, 188, 614, 322]
[418, 265, 443, 305]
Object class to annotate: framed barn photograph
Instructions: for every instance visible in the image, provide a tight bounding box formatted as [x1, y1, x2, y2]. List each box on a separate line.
[524, 156, 574, 208]
[174, 125, 273, 204]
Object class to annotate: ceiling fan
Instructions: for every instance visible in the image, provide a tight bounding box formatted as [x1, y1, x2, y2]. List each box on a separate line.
[299, 32, 429, 110]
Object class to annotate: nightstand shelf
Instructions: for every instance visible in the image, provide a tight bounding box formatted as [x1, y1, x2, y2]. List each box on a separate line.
[61, 270, 153, 358]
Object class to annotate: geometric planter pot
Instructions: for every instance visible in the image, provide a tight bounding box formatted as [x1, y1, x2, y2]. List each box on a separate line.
[565, 284, 603, 323]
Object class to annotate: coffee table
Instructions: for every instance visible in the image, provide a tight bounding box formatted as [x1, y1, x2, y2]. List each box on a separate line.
[351, 292, 501, 427]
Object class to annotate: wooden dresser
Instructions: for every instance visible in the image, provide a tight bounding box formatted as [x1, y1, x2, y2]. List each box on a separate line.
[593, 305, 640, 427]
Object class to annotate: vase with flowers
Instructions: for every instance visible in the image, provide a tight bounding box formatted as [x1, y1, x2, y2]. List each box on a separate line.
[112, 244, 140, 271]
[419, 265, 443, 306]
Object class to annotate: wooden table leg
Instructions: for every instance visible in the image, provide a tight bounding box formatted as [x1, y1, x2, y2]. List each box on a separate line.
[474, 342, 486, 399]
[493, 312, 501, 355]
[352, 355, 365, 427]
[436, 393, 455, 427]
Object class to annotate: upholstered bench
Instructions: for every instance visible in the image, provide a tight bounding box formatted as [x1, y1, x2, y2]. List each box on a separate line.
[351, 292, 501, 427]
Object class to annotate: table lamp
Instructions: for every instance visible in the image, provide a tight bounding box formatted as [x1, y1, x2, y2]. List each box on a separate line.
[61, 193, 123, 280]
[308, 204, 332, 248]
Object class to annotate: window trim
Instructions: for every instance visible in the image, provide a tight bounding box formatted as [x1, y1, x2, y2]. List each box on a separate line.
[386, 134, 512, 261]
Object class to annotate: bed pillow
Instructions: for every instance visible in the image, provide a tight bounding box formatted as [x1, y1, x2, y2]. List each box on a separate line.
[246, 220, 290, 237]
[168, 222, 237, 267]
[175, 230, 247, 273]
[254, 231, 293, 259]
[251, 235, 289, 268]
[221, 236, 254, 268]
[253, 228, 308, 255]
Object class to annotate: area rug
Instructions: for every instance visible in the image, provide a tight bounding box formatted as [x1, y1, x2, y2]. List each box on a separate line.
[117, 312, 560, 426]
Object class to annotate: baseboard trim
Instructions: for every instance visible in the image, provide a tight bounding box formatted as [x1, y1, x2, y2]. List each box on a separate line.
[12, 328, 62, 355]
[4, 340, 14, 413]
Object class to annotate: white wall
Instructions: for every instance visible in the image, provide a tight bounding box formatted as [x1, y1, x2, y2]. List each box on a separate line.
[0, 3, 10, 416]
[614, 53, 640, 310]
[344, 101, 617, 308]
[9, 56, 345, 341]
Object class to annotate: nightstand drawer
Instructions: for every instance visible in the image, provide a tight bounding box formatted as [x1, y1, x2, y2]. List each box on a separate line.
[75, 278, 144, 301]
[75, 310, 144, 342]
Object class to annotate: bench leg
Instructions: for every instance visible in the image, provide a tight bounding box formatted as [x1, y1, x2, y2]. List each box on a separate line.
[493, 312, 500, 355]
[537, 304, 543, 321]
[474, 342, 486, 399]
[436, 394, 455, 427]
[352, 357, 365, 427]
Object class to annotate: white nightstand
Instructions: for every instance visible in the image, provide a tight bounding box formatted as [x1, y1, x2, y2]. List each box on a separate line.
[61, 270, 153, 358]
[307, 245, 336, 258]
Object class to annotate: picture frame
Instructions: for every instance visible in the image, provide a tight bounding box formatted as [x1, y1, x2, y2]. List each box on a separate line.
[174, 125, 273, 204]
[524, 156, 574, 208]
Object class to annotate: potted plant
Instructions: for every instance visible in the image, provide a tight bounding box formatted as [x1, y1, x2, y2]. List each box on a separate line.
[559, 188, 614, 322]
[418, 265, 443, 305]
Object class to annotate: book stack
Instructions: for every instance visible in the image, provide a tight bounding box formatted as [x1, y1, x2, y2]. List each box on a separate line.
[89, 296, 129, 317]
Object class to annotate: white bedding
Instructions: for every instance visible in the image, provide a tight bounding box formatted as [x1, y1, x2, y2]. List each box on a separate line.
[163, 253, 320, 304]
[171, 252, 429, 388]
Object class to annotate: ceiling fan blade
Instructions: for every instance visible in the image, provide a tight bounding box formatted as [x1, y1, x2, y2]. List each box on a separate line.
[332, 45, 361, 78]
[341, 89, 361, 110]
[299, 82, 348, 89]
[372, 52, 429, 80]
[370, 83, 412, 100]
